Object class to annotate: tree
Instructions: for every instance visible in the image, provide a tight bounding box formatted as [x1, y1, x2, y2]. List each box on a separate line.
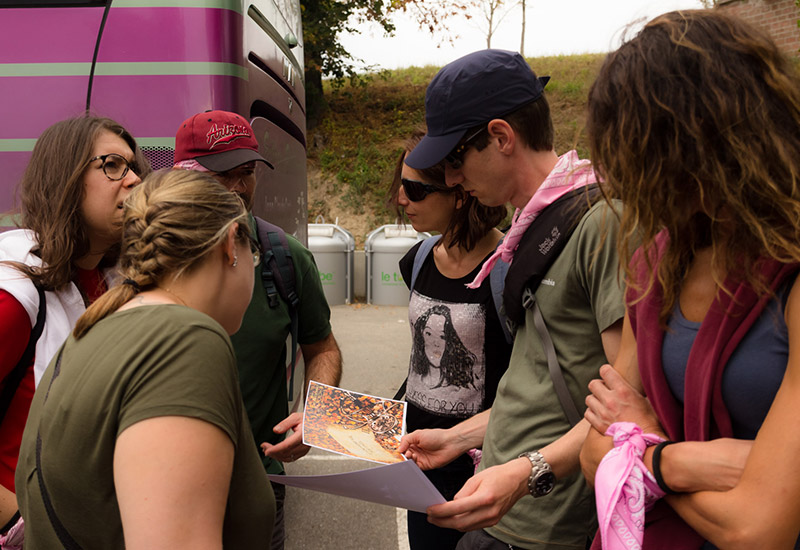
[473, 0, 513, 48]
[301, 0, 471, 128]
[302, 0, 394, 128]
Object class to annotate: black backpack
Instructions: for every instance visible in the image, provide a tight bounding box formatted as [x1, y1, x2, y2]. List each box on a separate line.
[254, 217, 300, 400]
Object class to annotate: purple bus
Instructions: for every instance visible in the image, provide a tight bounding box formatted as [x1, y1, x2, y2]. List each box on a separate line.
[0, 0, 308, 241]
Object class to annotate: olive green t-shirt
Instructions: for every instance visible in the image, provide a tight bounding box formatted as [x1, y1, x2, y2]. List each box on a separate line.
[482, 201, 626, 549]
[16, 305, 275, 549]
[231, 218, 332, 474]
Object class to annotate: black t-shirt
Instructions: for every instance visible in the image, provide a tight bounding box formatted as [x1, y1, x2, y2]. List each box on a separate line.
[399, 241, 513, 434]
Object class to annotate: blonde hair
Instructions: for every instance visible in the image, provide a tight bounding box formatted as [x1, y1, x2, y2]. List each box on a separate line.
[73, 169, 250, 338]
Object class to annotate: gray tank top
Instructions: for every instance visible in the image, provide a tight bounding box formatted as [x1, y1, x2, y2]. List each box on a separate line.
[662, 284, 790, 439]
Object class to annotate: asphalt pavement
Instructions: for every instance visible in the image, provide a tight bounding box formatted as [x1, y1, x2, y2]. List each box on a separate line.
[284, 303, 413, 550]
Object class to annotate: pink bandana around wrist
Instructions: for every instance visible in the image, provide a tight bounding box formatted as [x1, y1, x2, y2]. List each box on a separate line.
[595, 422, 666, 550]
[0, 516, 24, 550]
[466, 150, 595, 289]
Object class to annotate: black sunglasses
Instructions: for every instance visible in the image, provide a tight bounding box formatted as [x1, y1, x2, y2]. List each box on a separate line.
[444, 126, 486, 169]
[401, 178, 451, 202]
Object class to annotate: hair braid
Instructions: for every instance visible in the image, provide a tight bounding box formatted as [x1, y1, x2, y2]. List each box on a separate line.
[73, 169, 249, 339]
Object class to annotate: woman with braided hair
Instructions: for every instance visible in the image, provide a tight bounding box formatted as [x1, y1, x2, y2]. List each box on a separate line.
[0, 116, 145, 546]
[15, 169, 275, 549]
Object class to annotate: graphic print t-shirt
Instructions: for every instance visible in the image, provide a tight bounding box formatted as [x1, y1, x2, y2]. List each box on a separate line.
[399, 241, 512, 432]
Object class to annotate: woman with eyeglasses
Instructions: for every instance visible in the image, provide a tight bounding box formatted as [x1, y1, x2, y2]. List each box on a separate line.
[390, 130, 512, 550]
[15, 169, 273, 549]
[0, 116, 146, 545]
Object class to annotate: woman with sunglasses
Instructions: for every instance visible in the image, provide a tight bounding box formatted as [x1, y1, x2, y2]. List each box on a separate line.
[0, 116, 145, 544]
[16, 169, 273, 549]
[390, 130, 512, 550]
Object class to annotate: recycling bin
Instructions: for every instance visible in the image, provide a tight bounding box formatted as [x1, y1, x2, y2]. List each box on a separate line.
[308, 221, 355, 305]
[365, 224, 430, 305]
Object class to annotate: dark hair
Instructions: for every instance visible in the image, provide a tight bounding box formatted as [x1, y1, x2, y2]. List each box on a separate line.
[411, 304, 476, 389]
[389, 128, 507, 251]
[14, 116, 150, 290]
[587, 10, 800, 324]
[471, 95, 554, 153]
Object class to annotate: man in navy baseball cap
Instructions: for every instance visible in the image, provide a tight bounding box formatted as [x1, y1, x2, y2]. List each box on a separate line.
[405, 49, 549, 171]
[399, 50, 626, 550]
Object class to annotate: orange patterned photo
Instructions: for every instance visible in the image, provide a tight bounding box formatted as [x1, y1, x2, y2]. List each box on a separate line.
[303, 381, 407, 464]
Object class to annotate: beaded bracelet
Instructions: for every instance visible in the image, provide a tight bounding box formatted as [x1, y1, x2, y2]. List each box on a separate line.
[651, 440, 679, 495]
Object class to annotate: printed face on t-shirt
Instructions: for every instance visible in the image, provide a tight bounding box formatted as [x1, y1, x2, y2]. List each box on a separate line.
[422, 314, 446, 367]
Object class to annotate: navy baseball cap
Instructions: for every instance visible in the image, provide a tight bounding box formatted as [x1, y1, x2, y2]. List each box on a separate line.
[405, 49, 550, 169]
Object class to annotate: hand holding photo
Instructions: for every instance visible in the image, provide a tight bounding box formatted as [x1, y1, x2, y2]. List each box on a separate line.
[303, 381, 407, 464]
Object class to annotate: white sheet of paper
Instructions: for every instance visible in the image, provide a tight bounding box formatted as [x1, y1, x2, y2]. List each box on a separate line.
[268, 460, 446, 513]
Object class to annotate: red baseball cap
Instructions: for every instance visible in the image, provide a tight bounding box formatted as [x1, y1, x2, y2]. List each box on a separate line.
[174, 110, 274, 172]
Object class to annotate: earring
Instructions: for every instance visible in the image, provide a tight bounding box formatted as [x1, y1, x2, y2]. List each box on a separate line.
[233, 253, 238, 268]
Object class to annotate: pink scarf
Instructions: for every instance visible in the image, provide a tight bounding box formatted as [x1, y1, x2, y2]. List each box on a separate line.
[467, 150, 596, 289]
[0, 517, 24, 550]
[173, 159, 210, 172]
[595, 423, 665, 550]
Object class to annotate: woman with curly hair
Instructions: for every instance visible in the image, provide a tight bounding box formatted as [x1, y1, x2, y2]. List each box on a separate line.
[0, 116, 146, 545]
[580, 10, 800, 549]
[16, 169, 274, 549]
[389, 130, 513, 550]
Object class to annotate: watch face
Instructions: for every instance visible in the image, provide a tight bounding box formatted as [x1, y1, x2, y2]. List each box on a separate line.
[534, 472, 556, 496]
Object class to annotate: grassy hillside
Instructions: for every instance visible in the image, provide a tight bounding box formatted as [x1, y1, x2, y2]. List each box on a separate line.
[307, 53, 607, 245]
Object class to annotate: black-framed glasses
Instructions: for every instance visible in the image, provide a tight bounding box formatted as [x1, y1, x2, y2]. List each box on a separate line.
[86, 153, 138, 181]
[243, 232, 263, 267]
[444, 126, 486, 169]
[401, 178, 451, 202]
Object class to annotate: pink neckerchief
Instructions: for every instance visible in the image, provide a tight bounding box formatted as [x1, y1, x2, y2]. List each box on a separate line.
[467, 150, 596, 289]
[595, 422, 665, 550]
[173, 159, 210, 172]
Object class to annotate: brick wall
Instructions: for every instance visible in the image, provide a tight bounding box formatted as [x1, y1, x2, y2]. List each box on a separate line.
[717, 0, 800, 55]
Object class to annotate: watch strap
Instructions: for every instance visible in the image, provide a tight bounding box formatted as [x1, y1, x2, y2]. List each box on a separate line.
[519, 450, 554, 497]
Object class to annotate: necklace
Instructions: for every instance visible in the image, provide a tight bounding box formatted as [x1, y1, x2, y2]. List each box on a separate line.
[157, 286, 189, 307]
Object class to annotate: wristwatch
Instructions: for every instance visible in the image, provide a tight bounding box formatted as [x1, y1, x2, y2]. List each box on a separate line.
[519, 450, 556, 497]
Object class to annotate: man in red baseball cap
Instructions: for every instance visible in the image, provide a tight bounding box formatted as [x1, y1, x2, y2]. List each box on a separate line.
[174, 110, 342, 550]
[174, 110, 274, 208]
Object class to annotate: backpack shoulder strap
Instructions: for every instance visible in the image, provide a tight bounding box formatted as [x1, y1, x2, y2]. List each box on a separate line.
[255, 217, 298, 308]
[503, 184, 600, 326]
[526, 291, 582, 427]
[0, 285, 46, 424]
[409, 235, 441, 296]
[254, 217, 300, 399]
[488, 250, 513, 345]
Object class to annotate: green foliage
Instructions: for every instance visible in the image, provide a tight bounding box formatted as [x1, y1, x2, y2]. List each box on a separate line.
[301, 0, 397, 125]
[308, 53, 607, 223]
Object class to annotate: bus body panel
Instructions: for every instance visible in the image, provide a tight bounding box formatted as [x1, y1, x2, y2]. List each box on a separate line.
[0, 0, 307, 238]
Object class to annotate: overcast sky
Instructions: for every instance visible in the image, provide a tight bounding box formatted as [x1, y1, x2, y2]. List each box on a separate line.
[340, 0, 705, 70]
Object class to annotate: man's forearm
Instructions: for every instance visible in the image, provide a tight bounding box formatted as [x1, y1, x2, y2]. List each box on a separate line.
[450, 408, 491, 451]
[301, 332, 342, 391]
[538, 418, 591, 480]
